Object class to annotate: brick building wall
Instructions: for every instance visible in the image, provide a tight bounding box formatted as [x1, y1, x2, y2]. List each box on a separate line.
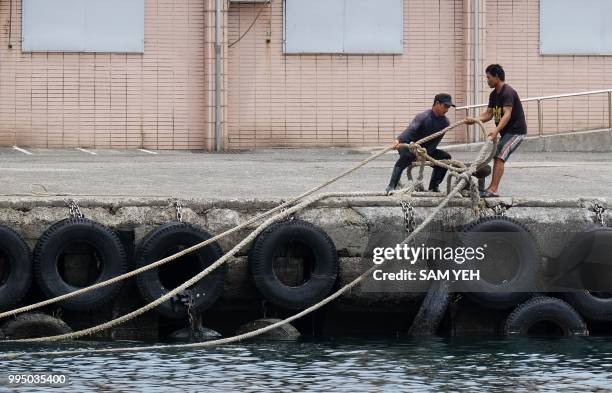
[0, 0, 220, 149]
[0, 0, 609, 150]
[226, 0, 467, 149]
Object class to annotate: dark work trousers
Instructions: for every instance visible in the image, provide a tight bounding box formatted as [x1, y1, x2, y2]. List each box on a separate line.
[393, 147, 451, 190]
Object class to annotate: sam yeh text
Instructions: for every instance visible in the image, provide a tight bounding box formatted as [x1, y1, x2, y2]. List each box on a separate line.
[372, 269, 480, 281]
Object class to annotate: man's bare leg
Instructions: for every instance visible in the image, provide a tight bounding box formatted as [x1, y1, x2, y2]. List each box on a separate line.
[486, 157, 505, 194]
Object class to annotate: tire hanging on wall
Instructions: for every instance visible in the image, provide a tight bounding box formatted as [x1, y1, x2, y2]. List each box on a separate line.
[455, 216, 540, 309]
[407, 280, 451, 336]
[167, 326, 222, 343]
[235, 318, 301, 340]
[0, 225, 33, 312]
[1, 312, 73, 340]
[503, 296, 588, 336]
[134, 222, 226, 320]
[248, 219, 339, 310]
[34, 218, 128, 311]
[555, 227, 612, 321]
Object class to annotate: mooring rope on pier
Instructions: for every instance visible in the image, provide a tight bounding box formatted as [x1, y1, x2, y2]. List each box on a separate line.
[0, 120, 483, 322]
[0, 120, 493, 356]
[0, 142, 398, 321]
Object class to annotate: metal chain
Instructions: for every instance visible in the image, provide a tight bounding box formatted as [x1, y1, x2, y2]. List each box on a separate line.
[51, 307, 63, 320]
[173, 200, 184, 222]
[592, 203, 606, 227]
[493, 204, 507, 217]
[184, 291, 195, 329]
[67, 200, 84, 218]
[400, 199, 416, 233]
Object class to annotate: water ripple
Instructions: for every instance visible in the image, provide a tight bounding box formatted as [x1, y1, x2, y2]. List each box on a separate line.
[1, 337, 611, 392]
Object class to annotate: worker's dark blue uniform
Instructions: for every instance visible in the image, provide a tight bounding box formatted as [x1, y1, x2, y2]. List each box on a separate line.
[387, 109, 452, 192]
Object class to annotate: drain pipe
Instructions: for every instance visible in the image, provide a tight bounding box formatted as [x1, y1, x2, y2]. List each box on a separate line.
[473, 0, 480, 143]
[215, 0, 223, 151]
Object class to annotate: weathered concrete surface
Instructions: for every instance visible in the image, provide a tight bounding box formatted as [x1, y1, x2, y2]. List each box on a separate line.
[1, 196, 607, 257]
[0, 195, 610, 339]
[1, 147, 612, 200]
[2, 196, 609, 289]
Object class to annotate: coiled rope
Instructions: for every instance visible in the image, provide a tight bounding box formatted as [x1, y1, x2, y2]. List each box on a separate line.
[0, 120, 492, 357]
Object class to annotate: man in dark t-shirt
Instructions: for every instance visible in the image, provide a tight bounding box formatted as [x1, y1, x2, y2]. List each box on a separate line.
[385, 93, 455, 194]
[465, 64, 527, 197]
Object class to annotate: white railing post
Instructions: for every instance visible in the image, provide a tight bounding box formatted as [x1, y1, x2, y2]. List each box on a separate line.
[537, 99, 543, 136]
[465, 108, 470, 143]
[608, 91, 611, 130]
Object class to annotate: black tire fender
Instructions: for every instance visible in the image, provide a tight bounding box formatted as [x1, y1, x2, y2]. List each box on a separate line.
[503, 296, 588, 336]
[555, 227, 612, 321]
[456, 216, 540, 309]
[564, 291, 612, 321]
[134, 222, 226, 320]
[407, 280, 450, 336]
[0, 225, 33, 312]
[235, 318, 301, 340]
[1, 312, 73, 340]
[34, 218, 127, 311]
[249, 219, 339, 310]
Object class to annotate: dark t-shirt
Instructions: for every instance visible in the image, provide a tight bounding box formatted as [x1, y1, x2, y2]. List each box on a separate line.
[488, 84, 527, 135]
[397, 109, 450, 153]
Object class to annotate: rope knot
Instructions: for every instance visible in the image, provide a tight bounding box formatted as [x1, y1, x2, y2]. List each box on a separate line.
[458, 172, 472, 183]
[407, 143, 426, 159]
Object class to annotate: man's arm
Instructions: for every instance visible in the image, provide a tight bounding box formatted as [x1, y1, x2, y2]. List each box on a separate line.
[465, 107, 493, 124]
[394, 114, 424, 148]
[489, 105, 512, 138]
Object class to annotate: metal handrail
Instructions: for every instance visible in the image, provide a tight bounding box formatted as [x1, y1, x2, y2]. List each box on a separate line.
[456, 88, 612, 110]
[456, 88, 612, 141]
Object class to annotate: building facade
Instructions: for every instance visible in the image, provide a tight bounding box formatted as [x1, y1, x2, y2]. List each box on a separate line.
[0, 0, 610, 150]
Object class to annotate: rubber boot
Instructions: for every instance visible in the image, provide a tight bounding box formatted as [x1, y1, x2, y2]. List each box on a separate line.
[385, 166, 404, 195]
[428, 167, 447, 192]
[474, 164, 491, 192]
[478, 177, 486, 192]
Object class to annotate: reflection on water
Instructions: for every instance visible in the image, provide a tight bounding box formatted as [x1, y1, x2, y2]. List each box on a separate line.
[1, 337, 612, 392]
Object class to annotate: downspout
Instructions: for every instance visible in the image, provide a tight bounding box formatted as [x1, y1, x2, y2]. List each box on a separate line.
[473, 0, 480, 142]
[215, 0, 223, 151]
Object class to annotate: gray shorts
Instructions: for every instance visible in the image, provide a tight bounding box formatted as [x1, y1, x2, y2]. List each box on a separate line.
[495, 133, 525, 162]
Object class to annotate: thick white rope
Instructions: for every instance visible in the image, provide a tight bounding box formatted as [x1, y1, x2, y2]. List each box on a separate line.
[0, 178, 470, 358]
[0, 121, 491, 351]
[0, 137, 495, 358]
[0, 146, 395, 320]
[0, 120, 482, 320]
[9, 191, 391, 343]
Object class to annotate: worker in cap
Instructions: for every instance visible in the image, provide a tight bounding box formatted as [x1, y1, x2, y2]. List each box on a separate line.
[386, 93, 455, 194]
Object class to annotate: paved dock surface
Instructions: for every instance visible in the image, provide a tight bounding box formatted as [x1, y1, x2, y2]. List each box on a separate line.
[0, 146, 610, 199]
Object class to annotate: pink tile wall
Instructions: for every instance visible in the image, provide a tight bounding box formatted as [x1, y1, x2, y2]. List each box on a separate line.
[1, 0, 609, 150]
[479, 0, 612, 136]
[226, 0, 467, 149]
[0, 0, 212, 149]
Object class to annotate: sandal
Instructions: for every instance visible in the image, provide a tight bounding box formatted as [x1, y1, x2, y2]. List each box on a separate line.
[479, 190, 500, 198]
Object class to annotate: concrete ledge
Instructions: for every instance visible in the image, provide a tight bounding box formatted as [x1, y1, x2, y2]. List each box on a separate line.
[442, 128, 612, 153]
[1, 194, 610, 340]
[0, 195, 609, 260]
[0, 195, 609, 210]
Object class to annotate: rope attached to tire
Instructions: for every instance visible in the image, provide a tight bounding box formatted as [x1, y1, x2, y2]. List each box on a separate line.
[0, 120, 494, 356]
